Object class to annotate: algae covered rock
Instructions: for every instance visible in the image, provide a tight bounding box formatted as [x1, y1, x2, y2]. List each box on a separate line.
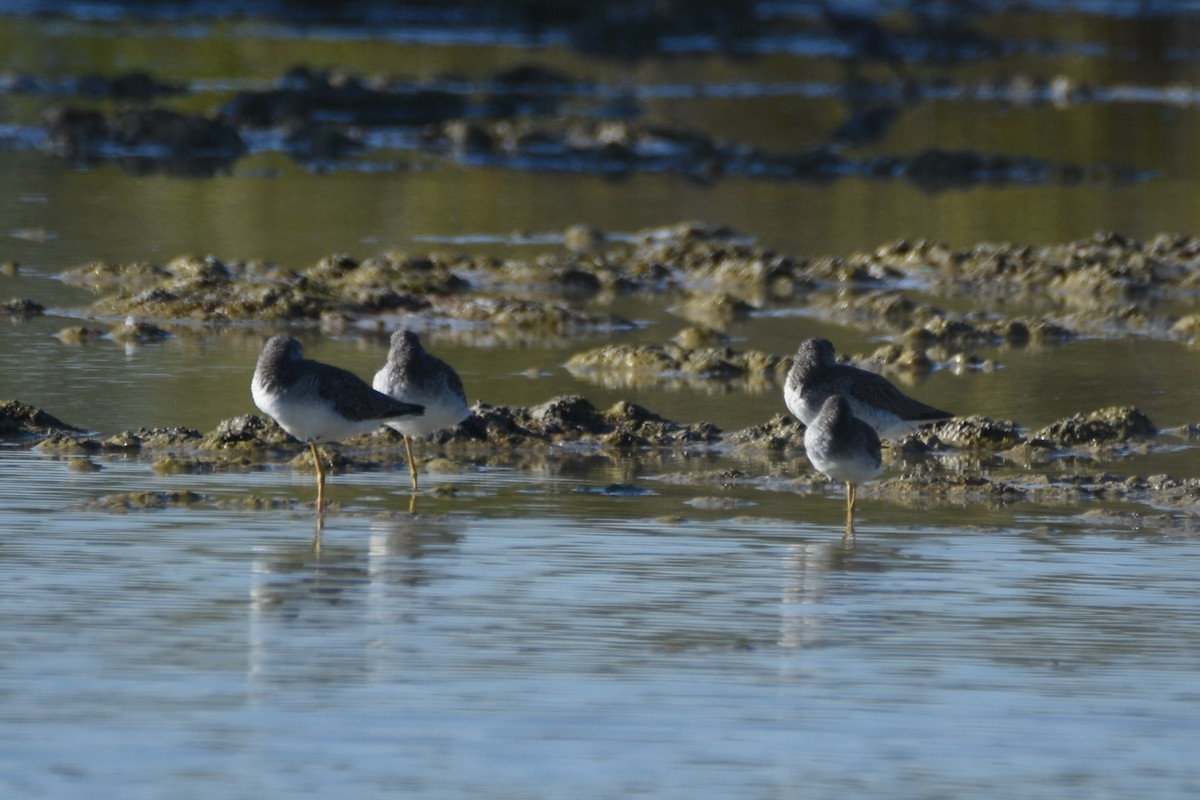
[600, 399, 721, 447]
[200, 414, 296, 450]
[863, 343, 936, 373]
[671, 326, 730, 348]
[454, 402, 544, 446]
[56, 326, 106, 344]
[565, 342, 790, 386]
[530, 395, 607, 435]
[54, 224, 1188, 347]
[61, 260, 171, 293]
[452, 296, 633, 335]
[903, 317, 1073, 346]
[67, 457, 103, 472]
[1032, 406, 1157, 447]
[446, 395, 721, 449]
[0, 400, 82, 440]
[905, 416, 1025, 452]
[111, 319, 171, 343]
[878, 473, 1027, 504]
[88, 489, 206, 511]
[567, 344, 680, 375]
[724, 413, 806, 450]
[103, 427, 203, 451]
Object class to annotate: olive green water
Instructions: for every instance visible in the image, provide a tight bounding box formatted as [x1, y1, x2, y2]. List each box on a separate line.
[2, 7, 1200, 799]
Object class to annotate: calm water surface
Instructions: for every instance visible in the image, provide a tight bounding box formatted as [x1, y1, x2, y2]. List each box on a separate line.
[2, 449, 1200, 798]
[2, 5, 1200, 798]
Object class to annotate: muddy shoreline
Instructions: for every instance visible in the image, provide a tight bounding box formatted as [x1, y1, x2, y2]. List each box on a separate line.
[5, 222, 1199, 519]
[4, 394, 1198, 519]
[13, 223, 1199, 345]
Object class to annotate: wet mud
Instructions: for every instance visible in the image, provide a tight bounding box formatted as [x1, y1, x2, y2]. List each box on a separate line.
[0, 0, 1162, 186]
[9, 219, 1198, 525]
[2, 0, 1198, 529]
[37, 224, 1200, 353]
[8, 393, 1198, 521]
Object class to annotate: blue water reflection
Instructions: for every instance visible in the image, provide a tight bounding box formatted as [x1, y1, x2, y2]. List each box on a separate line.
[2, 451, 1199, 798]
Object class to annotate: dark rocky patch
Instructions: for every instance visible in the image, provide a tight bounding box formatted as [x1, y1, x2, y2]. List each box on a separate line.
[724, 414, 806, 451]
[102, 427, 203, 451]
[566, 342, 791, 386]
[110, 319, 171, 343]
[447, 396, 721, 449]
[283, 122, 363, 161]
[422, 117, 1139, 189]
[86, 489, 206, 511]
[2, 298, 44, 317]
[200, 414, 296, 451]
[900, 416, 1025, 454]
[0, 400, 81, 439]
[55, 326, 106, 344]
[9, 56, 1146, 187]
[1031, 406, 1157, 448]
[903, 317, 1073, 347]
[44, 106, 245, 175]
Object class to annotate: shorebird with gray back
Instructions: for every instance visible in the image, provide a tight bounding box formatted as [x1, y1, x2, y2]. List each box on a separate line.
[785, 337, 951, 531]
[785, 337, 952, 439]
[373, 329, 469, 492]
[252, 335, 424, 526]
[803, 393, 884, 533]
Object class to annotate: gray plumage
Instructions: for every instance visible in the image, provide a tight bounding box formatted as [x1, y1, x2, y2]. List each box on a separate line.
[252, 335, 424, 444]
[372, 330, 469, 438]
[372, 329, 469, 492]
[804, 394, 883, 486]
[785, 337, 951, 439]
[804, 394, 884, 522]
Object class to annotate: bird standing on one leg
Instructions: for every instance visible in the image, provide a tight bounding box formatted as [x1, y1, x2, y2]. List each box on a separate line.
[803, 394, 883, 535]
[251, 335, 424, 525]
[373, 330, 469, 492]
[785, 337, 952, 534]
[785, 337, 952, 439]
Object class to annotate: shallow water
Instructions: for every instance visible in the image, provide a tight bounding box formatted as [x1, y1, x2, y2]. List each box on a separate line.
[3, 449, 1200, 799]
[2, 4, 1200, 798]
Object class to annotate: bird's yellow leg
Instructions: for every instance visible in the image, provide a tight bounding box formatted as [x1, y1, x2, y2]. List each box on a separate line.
[404, 435, 419, 492]
[310, 441, 327, 519]
[845, 482, 857, 537]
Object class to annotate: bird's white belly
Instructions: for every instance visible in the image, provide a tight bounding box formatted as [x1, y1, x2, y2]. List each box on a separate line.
[382, 399, 468, 438]
[805, 446, 882, 485]
[373, 370, 468, 438]
[803, 426, 883, 485]
[253, 383, 381, 443]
